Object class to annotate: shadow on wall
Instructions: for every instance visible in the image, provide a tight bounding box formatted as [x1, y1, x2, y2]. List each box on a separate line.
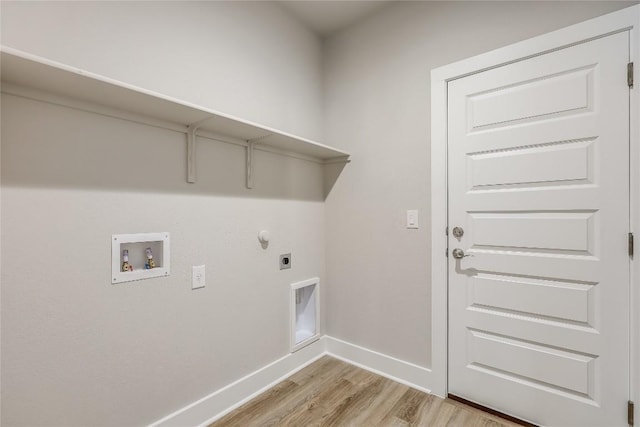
[324, 161, 348, 199]
[1, 94, 345, 202]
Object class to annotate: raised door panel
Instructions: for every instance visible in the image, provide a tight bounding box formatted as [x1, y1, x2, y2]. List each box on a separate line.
[447, 31, 629, 427]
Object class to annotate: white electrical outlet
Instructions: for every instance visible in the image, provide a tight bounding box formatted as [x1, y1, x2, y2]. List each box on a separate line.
[192, 265, 206, 289]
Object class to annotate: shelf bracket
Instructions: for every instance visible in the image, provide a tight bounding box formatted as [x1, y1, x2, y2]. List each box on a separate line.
[186, 117, 214, 184]
[245, 134, 273, 190]
[246, 141, 255, 189]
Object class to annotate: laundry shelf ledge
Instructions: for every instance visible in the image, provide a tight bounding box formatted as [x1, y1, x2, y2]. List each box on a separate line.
[0, 47, 351, 185]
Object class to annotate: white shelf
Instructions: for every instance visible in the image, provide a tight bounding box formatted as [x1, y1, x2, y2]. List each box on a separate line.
[0, 47, 350, 185]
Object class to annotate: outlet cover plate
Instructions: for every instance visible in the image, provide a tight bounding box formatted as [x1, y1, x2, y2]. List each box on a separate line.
[192, 265, 206, 289]
[280, 253, 292, 270]
[407, 209, 419, 229]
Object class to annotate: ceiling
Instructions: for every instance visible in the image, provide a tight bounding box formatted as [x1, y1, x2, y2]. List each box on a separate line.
[278, 1, 392, 37]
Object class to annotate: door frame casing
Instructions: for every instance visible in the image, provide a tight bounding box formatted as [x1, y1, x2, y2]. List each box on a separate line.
[430, 4, 640, 399]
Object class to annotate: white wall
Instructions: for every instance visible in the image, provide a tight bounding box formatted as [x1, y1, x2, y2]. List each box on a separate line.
[0, 0, 323, 141]
[4, 1, 640, 425]
[1, 2, 326, 426]
[323, 1, 637, 368]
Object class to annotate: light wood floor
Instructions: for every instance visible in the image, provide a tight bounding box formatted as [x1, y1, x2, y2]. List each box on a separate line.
[210, 356, 523, 427]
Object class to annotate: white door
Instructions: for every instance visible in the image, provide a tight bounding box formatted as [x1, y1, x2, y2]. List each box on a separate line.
[447, 32, 630, 426]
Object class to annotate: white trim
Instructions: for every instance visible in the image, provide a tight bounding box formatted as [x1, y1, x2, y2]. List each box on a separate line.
[430, 6, 637, 84]
[149, 339, 325, 427]
[290, 278, 321, 353]
[430, 53, 449, 399]
[630, 6, 640, 405]
[430, 3, 639, 400]
[324, 336, 432, 394]
[148, 336, 434, 426]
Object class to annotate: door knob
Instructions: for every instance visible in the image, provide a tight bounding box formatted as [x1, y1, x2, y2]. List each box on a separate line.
[452, 248, 468, 259]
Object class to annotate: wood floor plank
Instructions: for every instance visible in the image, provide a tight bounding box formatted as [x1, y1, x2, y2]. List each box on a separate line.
[214, 359, 345, 427]
[389, 388, 431, 424]
[415, 393, 447, 426]
[320, 376, 386, 426]
[446, 398, 523, 427]
[210, 356, 527, 427]
[211, 380, 299, 427]
[350, 379, 407, 426]
[254, 360, 356, 426]
[445, 403, 473, 427]
[277, 378, 355, 426]
[429, 399, 458, 426]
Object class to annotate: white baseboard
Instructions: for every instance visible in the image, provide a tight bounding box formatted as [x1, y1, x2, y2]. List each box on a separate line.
[324, 336, 433, 394]
[149, 336, 433, 426]
[149, 339, 325, 427]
